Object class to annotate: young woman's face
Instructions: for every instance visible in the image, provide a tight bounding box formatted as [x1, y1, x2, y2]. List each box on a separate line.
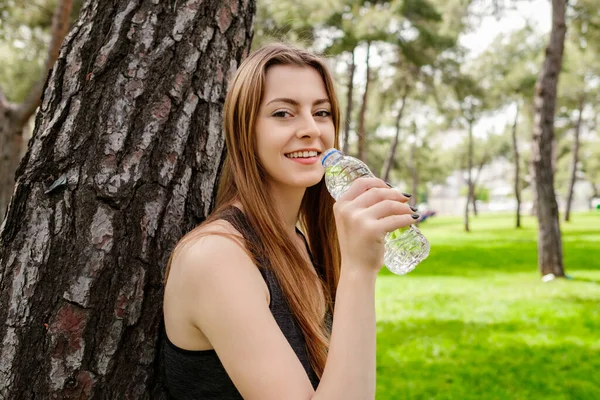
[255, 65, 335, 191]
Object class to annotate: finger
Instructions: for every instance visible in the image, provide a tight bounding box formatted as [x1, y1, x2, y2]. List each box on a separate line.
[362, 199, 414, 220]
[374, 213, 419, 233]
[337, 177, 388, 202]
[353, 187, 411, 209]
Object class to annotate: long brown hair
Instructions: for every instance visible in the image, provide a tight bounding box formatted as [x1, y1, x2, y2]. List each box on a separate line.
[165, 43, 342, 377]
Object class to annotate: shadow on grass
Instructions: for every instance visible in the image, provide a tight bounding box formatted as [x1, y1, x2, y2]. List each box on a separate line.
[376, 319, 600, 400]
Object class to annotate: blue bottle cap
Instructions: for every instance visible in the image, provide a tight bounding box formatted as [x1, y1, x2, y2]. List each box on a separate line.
[321, 148, 341, 166]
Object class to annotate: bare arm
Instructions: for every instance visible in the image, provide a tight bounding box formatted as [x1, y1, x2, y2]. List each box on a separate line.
[166, 178, 414, 399]
[315, 177, 414, 399]
[313, 267, 378, 400]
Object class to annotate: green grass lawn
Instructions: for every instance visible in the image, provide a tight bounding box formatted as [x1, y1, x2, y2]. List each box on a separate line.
[376, 211, 600, 400]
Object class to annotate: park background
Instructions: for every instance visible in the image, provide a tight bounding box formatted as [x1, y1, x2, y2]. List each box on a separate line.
[0, 0, 599, 398]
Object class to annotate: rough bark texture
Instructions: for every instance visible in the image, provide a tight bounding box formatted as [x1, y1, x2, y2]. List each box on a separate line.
[357, 41, 371, 162]
[564, 96, 584, 222]
[0, 0, 255, 398]
[0, 0, 74, 221]
[381, 89, 409, 183]
[532, 0, 566, 277]
[342, 49, 355, 155]
[512, 102, 521, 228]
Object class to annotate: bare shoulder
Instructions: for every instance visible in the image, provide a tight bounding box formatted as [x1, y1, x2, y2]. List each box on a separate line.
[170, 219, 254, 279]
[165, 219, 269, 316]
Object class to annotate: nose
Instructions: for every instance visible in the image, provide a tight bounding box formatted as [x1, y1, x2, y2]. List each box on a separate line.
[296, 113, 321, 139]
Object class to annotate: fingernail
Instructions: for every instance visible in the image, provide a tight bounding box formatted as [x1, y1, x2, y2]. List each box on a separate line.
[403, 192, 412, 198]
[411, 214, 420, 219]
[385, 181, 393, 188]
[410, 206, 418, 212]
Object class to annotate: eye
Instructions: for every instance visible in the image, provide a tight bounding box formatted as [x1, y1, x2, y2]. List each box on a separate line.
[272, 110, 293, 118]
[314, 110, 331, 118]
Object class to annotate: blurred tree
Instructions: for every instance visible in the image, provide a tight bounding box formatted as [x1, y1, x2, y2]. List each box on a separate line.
[446, 131, 510, 215]
[531, 0, 568, 277]
[380, 0, 460, 182]
[0, 0, 75, 220]
[380, 74, 412, 183]
[474, 25, 543, 227]
[436, 61, 486, 231]
[558, 13, 600, 221]
[0, 0, 255, 397]
[581, 138, 600, 208]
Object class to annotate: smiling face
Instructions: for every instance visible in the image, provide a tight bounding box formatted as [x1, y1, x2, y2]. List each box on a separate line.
[255, 65, 335, 192]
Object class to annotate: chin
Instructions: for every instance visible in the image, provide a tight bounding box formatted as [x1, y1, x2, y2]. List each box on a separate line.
[285, 174, 323, 189]
[299, 176, 324, 188]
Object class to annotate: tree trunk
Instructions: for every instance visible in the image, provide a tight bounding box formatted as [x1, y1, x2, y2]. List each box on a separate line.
[343, 48, 355, 155]
[465, 119, 474, 232]
[512, 101, 522, 228]
[532, 0, 567, 277]
[0, 0, 74, 221]
[357, 41, 371, 162]
[0, 1, 255, 398]
[564, 96, 584, 222]
[381, 89, 409, 182]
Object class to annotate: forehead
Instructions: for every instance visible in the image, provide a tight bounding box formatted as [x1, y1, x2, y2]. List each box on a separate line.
[262, 65, 329, 103]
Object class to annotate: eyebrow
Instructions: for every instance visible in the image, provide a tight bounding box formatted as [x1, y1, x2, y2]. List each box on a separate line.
[265, 98, 331, 107]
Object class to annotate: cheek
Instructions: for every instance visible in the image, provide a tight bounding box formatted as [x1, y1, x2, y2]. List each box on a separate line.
[323, 123, 336, 147]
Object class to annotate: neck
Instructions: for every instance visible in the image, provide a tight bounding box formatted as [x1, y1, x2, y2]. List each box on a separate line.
[266, 183, 306, 238]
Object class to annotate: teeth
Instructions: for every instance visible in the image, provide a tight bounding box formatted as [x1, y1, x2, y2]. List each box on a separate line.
[285, 151, 319, 158]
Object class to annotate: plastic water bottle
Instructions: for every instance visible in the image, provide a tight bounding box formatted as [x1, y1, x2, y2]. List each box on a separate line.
[321, 148, 430, 275]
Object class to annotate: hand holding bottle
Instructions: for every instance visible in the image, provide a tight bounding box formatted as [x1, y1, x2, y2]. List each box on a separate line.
[332, 177, 417, 273]
[322, 148, 430, 275]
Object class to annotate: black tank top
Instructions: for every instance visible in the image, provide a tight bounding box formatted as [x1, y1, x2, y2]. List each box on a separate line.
[163, 206, 323, 399]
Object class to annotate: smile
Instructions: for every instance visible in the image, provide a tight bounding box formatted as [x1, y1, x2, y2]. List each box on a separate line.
[284, 150, 320, 159]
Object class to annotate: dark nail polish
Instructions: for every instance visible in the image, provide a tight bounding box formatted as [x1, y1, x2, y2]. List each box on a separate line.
[385, 181, 393, 188]
[411, 214, 420, 219]
[403, 192, 412, 198]
[410, 206, 418, 212]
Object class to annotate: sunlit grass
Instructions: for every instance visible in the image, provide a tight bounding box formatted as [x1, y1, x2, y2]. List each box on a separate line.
[376, 211, 600, 399]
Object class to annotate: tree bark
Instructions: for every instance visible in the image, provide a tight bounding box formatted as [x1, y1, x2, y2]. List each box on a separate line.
[0, 0, 255, 398]
[564, 96, 584, 222]
[342, 48, 355, 155]
[512, 101, 522, 228]
[381, 88, 409, 182]
[465, 119, 474, 232]
[532, 0, 567, 277]
[0, 0, 74, 221]
[357, 41, 371, 162]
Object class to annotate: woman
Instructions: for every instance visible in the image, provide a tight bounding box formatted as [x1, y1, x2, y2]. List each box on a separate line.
[162, 43, 417, 399]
